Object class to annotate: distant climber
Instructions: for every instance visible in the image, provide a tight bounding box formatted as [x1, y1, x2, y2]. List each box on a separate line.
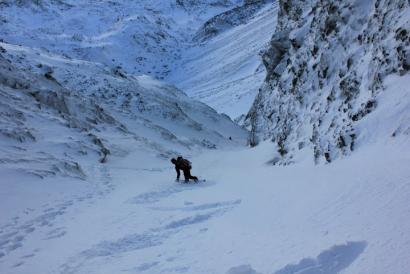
[171, 156, 198, 183]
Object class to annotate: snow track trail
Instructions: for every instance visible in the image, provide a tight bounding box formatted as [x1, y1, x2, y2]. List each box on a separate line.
[2, 138, 410, 274]
[0, 163, 116, 272]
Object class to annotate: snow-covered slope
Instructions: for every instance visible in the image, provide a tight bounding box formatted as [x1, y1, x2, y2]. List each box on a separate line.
[1, 126, 410, 274]
[1, 1, 410, 274]
[246, 0, 410, 163]
[0, 0, 240, 79]
[0, 41, 247, 179]
[0, 37, 248, 272]
[0, 1, 253, 265]
[168, 2, 278, 119]
[0, 0, 275, 119]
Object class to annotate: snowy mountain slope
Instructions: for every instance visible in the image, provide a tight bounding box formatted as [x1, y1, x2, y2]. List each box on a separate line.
[0, 41, 247, 179]
[1, 128, 410, 274]
[246, 0, 410, 163]
[0, 0, 275, 119]
[0, 0, 240, 79]
[0, 38, 247, 272]
[168, 2, 279, 119]
[0, 52, 110, 180]
[0, 3, 253, 265]
[1, 0, 410, 274]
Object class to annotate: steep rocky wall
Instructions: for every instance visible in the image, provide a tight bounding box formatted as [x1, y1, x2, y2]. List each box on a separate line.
[246, 0, 410, 164]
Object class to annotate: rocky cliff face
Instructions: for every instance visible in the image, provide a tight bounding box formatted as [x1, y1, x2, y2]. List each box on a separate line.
[246, 0, 410, 164]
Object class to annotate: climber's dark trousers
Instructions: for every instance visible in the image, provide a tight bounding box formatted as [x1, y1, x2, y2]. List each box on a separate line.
[183, 169, 198, 182]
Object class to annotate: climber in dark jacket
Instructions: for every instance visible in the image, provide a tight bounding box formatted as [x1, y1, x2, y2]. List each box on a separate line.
[171, 156, 198, 182]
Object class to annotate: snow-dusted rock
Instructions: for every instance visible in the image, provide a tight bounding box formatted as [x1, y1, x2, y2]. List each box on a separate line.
[193, 0, 274, 42]
[246, 0, 410, 164]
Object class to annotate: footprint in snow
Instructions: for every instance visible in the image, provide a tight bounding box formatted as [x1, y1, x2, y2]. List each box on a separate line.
[150, 199, 242, 212]
[128, 181, 216, 205]
[60, 200, 238, 273]
[0, 201, 73, 257]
